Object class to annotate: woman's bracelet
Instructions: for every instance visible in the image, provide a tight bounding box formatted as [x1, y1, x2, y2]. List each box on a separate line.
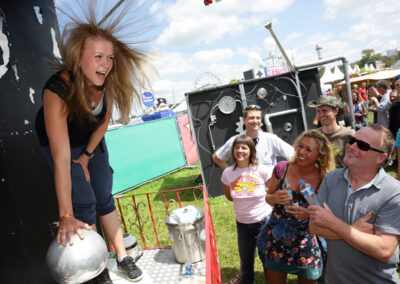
[59, 213, 74, 223]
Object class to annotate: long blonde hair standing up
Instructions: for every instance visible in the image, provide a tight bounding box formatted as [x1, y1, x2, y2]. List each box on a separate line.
[290, 130, 335, 179]
[53, 0, 155, 123]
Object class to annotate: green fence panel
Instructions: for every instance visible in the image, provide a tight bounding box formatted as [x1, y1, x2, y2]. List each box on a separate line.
[105, 117, 186, 194]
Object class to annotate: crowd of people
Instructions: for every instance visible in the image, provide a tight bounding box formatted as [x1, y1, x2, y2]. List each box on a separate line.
[214, 84, 400, 283]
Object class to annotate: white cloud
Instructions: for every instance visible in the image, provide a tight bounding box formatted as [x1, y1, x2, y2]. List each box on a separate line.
[193, 48, 233, 62]
[155, 0, 294, 47]
[284, 32, 304, 45]
[153, 52, 195, 78]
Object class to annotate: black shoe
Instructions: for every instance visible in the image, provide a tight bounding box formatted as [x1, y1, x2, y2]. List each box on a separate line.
[93, 267, 113, 284]
[117, 256, 143, 282]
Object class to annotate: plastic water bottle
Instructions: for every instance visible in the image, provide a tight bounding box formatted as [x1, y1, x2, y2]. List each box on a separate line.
[282, 178, 293, 210]
[299, 179, 321, 206]
[184, 262, 194, 276]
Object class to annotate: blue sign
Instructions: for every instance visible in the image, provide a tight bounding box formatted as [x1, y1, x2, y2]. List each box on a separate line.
[142, 91, 154, 107]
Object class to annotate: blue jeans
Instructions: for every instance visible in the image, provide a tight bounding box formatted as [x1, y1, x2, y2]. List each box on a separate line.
[363, 100, 369, 112]
[41, 138, 115, 225]
[237, 218, 266, 284]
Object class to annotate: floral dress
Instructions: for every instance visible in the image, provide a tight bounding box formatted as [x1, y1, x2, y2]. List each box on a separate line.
[262, 164, 322, 280]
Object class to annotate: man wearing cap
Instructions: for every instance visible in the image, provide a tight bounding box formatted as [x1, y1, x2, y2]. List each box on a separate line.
[212, 105, 294, 173]
[309, 124, 400, 283]
[308, 96, 355, 168]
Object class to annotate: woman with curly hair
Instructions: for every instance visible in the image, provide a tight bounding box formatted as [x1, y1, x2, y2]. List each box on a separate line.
[35, 1, 153, 282]
[259, 130, 335, 284]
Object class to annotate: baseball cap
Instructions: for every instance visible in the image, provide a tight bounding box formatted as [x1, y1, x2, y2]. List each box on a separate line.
[307, 95, 343, 109]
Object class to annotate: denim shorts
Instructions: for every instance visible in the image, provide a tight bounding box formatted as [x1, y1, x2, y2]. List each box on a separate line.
[41, 138, 115, 225]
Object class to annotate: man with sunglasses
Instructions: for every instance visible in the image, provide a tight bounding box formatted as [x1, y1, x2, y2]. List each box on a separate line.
[308, 96, 355, 168]
[309, 124, 400, 283]
[212, 104, 294, 174]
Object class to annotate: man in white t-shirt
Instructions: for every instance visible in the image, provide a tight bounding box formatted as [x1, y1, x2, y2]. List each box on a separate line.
[212, 105, 294, 174]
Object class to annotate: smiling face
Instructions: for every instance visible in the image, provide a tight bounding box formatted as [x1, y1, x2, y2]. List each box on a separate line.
[352, 91, 358, 101]
[295, 137, 320, 167]
[316, 105, 337, 126]
[343, 127, 385, 170]
[233, 143, 251, 165]
[243, 110, 262, 133]
[79, 37, 114, 87]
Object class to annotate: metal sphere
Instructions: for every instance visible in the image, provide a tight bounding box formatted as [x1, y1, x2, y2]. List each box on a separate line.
[46, 229, 108, 284]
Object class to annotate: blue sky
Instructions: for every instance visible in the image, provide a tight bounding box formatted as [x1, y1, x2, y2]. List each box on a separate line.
[55, 0, 400, 106]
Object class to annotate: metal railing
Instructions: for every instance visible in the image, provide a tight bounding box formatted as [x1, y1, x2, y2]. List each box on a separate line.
[112, 186, 222, 284]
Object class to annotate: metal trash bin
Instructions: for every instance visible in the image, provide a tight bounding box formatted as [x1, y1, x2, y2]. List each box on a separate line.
[166, 206, 206, 264]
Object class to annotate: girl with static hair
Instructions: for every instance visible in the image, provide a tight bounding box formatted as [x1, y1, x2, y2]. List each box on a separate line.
[221, 135, 272, 284]
[259, 130, 335, 284]
[35, 1, 153, 282]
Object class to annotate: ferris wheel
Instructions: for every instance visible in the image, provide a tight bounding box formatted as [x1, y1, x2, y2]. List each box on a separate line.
[193, 72, 222, 90]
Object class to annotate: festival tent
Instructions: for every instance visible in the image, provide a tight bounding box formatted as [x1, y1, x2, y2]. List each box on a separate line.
[323, 65, 345, 85]
[320, 66, 334, 83]
[332, 65, 344, 81]
[348, 64, 354, 75]
[336, 69, 400, 86]
[369, 64, 376, 71]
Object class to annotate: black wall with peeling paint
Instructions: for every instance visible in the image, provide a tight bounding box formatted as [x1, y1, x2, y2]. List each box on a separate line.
[0, 1, 58, 283]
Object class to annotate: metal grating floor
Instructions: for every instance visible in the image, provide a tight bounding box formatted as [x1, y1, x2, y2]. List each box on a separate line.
[106, 248, 206, 284]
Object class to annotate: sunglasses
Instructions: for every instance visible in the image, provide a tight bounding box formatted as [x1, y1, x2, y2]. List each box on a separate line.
[245, 104, 261, 110]
[347, 135, 384, 153]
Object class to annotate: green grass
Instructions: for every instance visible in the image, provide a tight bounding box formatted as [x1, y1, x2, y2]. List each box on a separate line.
[115, 161, 398, 283]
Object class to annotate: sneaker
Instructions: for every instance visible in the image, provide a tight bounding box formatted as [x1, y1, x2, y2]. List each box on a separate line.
[93, 267, 113, 284]
[117, 256, 143, 282]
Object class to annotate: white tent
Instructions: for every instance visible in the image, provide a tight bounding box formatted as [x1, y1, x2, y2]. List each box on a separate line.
[320, 66, 334, 84]
[369, 64, 375, 71]
[336, 69, 400, 86]
[332, 65, 344, 81]
[348, 64, 354, 74]
[364, 64, 370, 72]
[172, 100, 188, 113]
[353, 64, 361, 73]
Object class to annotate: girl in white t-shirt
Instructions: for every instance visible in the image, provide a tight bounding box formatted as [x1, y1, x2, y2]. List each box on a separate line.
[221, 135, 272, 284]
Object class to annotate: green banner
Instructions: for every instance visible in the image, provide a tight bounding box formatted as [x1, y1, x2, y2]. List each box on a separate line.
[105, 117, 186, 194]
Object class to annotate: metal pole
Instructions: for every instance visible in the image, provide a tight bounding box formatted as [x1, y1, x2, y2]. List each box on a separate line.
[99, 0, 126, 26]
[238, 83, 247, 108]
[342, 59, 355, 128]
[264, 21, 294, 71]
[295, 56, 346, 70]
[264, 21, 307, 130]
[294, 71, 308, 130]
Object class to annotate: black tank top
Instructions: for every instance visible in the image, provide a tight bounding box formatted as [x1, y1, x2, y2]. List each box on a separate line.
[34, 73, 107, 147]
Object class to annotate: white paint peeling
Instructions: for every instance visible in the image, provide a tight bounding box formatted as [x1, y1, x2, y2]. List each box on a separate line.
[33, 6, 43, 24]
[51, 28, 61, 60]
[12, 64, 19, 81]
[24, 119, 29, 125]
[0, 30, 10, 79]
[29, 88, 35, 104]
[1, 178, 5, 183]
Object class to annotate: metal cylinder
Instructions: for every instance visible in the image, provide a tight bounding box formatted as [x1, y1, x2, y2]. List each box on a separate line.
[166, 212, 206, 264]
